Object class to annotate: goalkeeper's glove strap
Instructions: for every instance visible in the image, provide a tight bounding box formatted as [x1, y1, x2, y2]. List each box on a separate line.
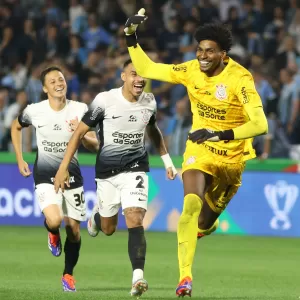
[218, 129, 234, 141]
[125, 34, 138, 48]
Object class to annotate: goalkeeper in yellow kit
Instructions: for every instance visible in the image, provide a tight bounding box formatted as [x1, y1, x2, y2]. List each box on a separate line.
[124, 9, 268, 297]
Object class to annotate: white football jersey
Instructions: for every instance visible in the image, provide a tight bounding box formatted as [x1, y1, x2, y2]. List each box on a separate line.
[82, 87, 156, 179]
[18, 100, 88, 188]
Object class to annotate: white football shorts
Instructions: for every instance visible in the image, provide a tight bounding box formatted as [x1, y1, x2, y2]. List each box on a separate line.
[35, 183, 86, 221]
[96, 171, 148, 217]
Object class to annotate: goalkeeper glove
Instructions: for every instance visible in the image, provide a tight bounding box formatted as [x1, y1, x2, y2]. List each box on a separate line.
[188, 129, 234, 144]
[124, 8, 147, 36]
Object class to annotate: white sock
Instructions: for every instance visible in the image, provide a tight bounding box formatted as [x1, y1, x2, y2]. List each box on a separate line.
[132, 269, 144, 284]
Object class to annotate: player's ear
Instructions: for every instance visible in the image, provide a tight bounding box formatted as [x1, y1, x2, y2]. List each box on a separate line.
[221, 50, 227, 60]
[43, 86, 48, 94]
[121, 71, 126, 82]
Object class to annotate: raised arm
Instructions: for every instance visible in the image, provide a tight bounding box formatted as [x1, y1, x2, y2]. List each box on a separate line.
[124, 8, 187, 84]
[127, 39, 175, 83]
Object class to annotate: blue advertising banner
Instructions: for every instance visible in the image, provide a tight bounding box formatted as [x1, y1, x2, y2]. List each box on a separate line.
[0, 164, 300, 237]
[0, 164, 127, 229]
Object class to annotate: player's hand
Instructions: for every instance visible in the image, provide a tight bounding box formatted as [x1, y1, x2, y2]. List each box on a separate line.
[258, 152, 269, 161]
[69, 116, 79, 132]
[188, 129, 220, 144]
[124, 8, 147, 35]
[18, 160, 32, 177]
[54, 168, 70, 193]
[166, 166, 177, 180]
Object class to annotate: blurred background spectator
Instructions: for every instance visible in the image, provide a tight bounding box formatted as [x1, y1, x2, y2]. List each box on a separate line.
[0, 0, 300, 160]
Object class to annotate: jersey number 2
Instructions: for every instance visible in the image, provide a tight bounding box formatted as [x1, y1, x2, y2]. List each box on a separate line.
[74, 192, 85, 207]
[136, 175, 145, 189]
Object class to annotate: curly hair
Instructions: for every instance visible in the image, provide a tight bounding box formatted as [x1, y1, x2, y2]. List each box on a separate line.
[194, 23, 233, 52]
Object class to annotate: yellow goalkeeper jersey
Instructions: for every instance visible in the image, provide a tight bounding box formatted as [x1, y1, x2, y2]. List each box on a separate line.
[128, 45, 265, 163]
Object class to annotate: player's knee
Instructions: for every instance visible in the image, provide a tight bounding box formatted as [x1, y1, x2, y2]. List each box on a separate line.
[182, 193, 202, 216]
[101, 224, 116, 236]
[46, 215, 62, 230]
[124, 208, 145, 228]
[65, 225, 80, 242]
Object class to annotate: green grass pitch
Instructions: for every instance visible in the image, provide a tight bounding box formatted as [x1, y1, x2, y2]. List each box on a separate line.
[0, 226, 299, 300]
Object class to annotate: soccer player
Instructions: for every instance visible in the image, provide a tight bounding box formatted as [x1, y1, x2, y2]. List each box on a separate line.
[124, 10, 268, 297]
[11, 66, 98, 292]
[53, 59, 177, 297]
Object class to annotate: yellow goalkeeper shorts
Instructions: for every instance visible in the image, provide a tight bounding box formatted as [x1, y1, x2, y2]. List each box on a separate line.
[182, 140, 245, 213]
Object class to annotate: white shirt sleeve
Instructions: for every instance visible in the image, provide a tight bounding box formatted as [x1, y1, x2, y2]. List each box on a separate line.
[81, 93, 106, 127]
[17, 104, 34, 127]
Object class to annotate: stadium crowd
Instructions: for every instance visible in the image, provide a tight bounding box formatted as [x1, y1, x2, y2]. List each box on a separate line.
[0, 0, 299, 160]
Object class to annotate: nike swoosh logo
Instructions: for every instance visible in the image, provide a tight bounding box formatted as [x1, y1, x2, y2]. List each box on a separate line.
[138, 198, 147, 201]
[81, 213, 86, 217]
[194, 86, 200, 89]
[112, 116, 122, 119]
[38, 125, 46, 128]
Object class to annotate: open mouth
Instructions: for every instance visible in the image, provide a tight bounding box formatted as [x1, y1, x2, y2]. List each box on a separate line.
[199, 61, 212, 69]
[55, 87, 64, 92]
[133, 83, 144, 93]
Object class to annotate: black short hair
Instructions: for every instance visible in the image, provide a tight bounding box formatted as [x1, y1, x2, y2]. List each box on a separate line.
[123, 59, 132, 69]
[40, 66, 63, 86]
[194, 23, 233, 52]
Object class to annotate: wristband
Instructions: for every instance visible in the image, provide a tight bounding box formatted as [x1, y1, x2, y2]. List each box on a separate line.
[218, 129, 234, 141]
[161, 153, 173, 169]
[125, 33, 138, 47]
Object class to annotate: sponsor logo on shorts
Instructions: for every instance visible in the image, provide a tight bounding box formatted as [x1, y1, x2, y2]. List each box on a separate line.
[130, 191, 147, 198]
[202, 143, 228, 156]
[185, 156, 196, 165]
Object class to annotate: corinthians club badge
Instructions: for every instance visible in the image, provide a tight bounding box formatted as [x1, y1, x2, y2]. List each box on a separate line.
[215, 84, 227, 101]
